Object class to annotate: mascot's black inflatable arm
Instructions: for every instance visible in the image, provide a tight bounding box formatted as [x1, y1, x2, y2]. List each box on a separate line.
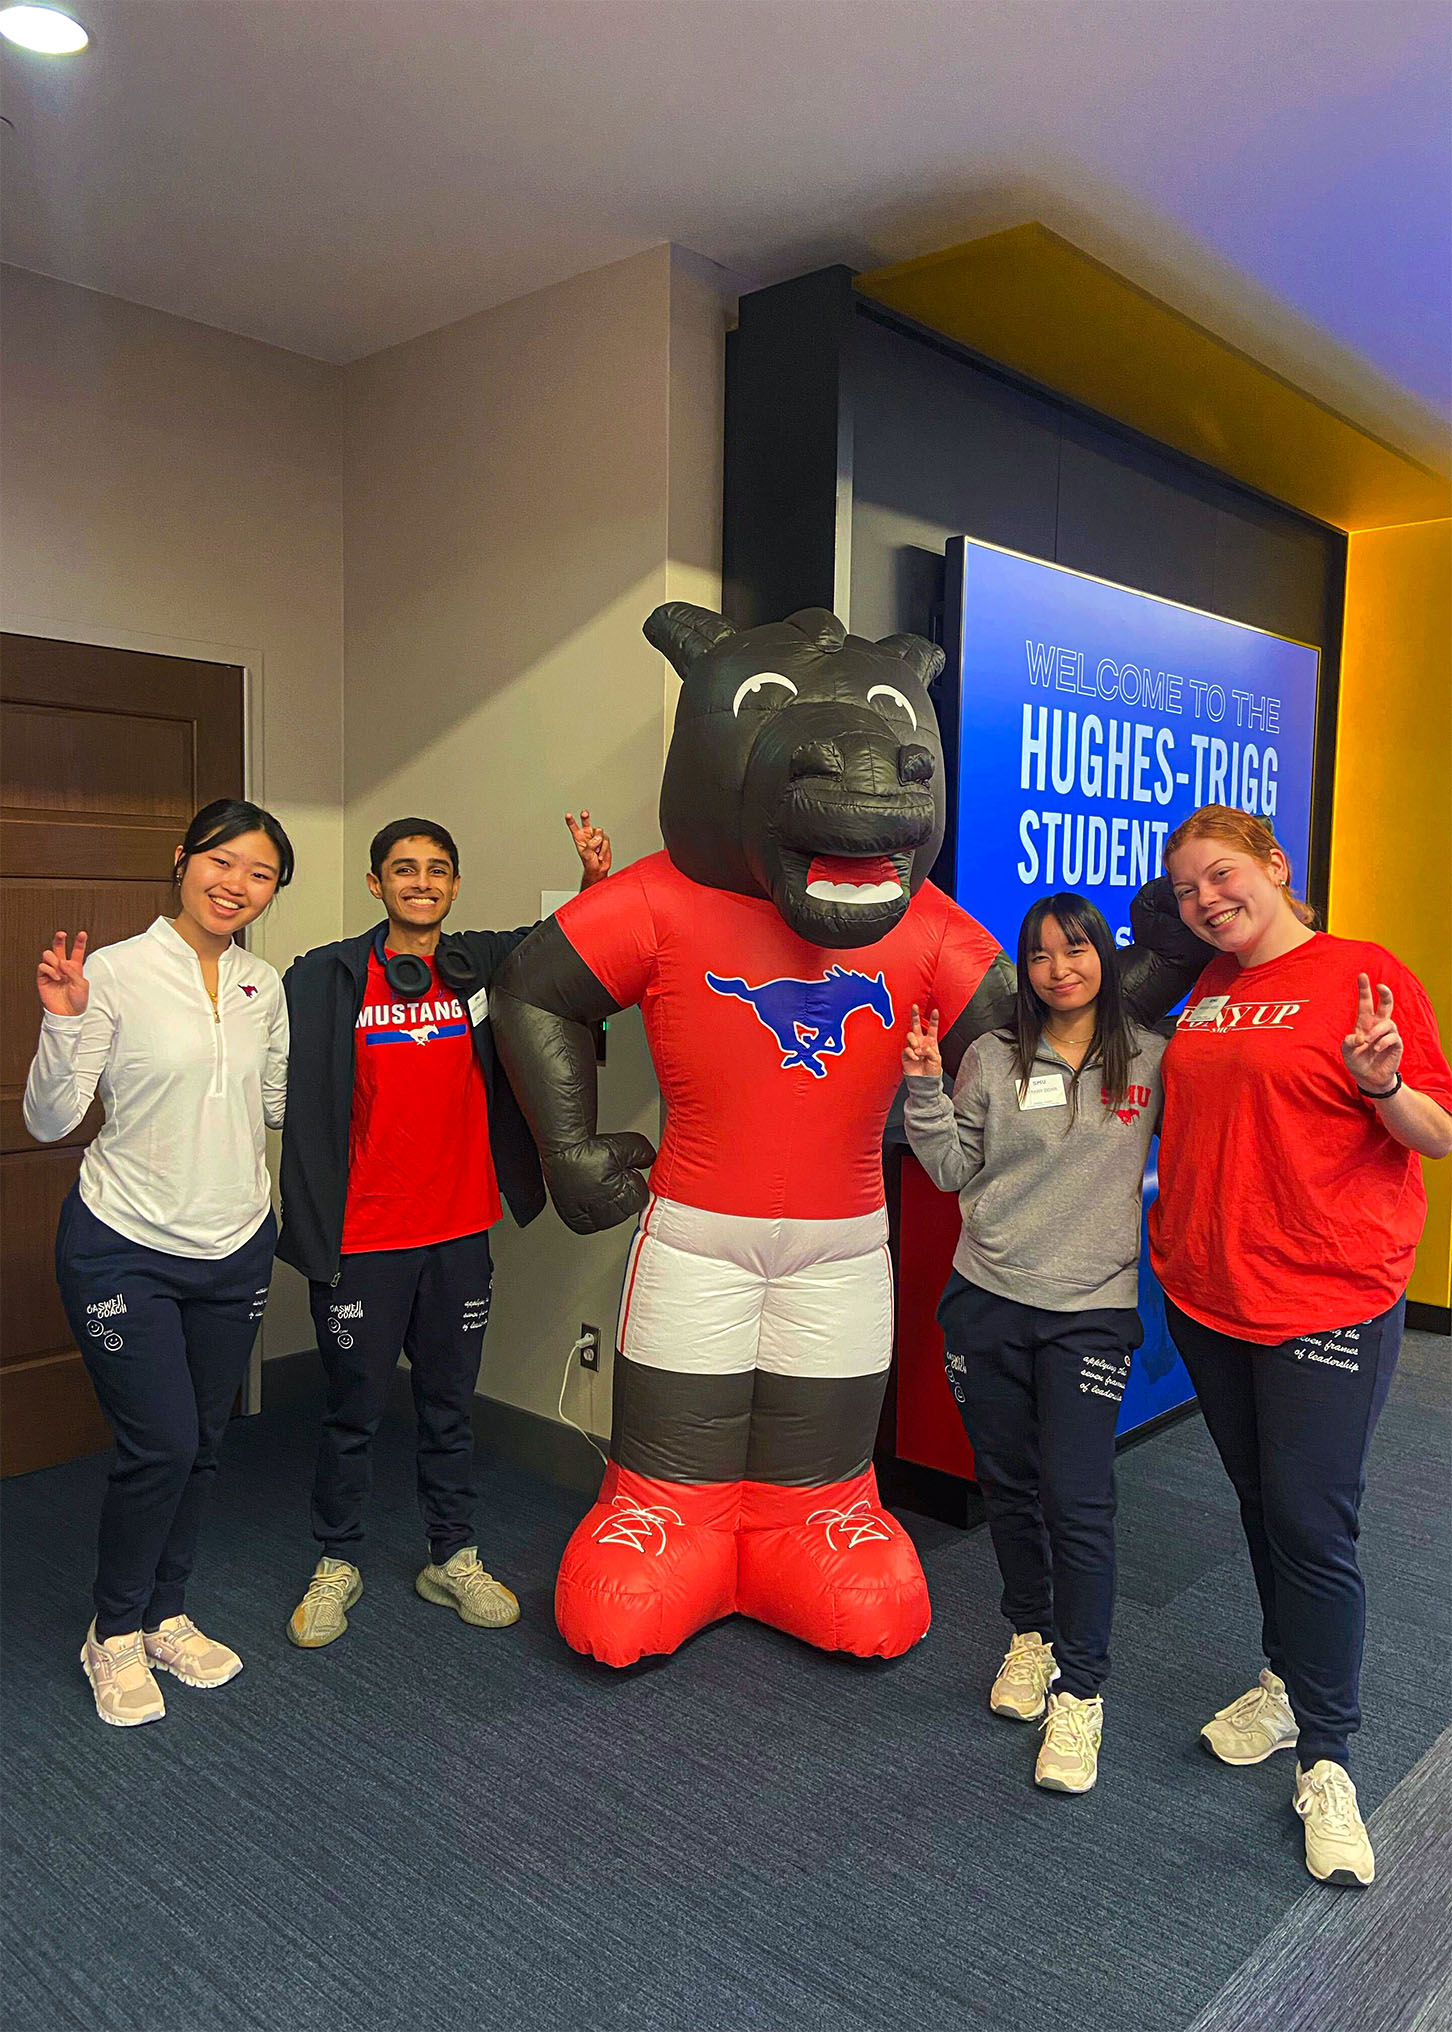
[939, 952, 1019, 1077]
[1122, 877, 1215, 1022]
[491, 936, 654, 1236]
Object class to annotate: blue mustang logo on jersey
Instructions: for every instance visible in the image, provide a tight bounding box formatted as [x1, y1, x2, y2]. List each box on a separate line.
[705, 967, 894, 1077]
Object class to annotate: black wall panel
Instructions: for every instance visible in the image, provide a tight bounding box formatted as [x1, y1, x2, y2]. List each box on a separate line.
[1054, 426, 1222, 612]
[722, 266, 858, 628]
[724, 272, 1345, 903]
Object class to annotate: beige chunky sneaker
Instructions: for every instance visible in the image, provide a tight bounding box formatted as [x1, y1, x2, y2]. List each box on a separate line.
[415, 1547, 520, 1628]
[990, 1631, 1060, 1720]
[80, 1622, 166, 1727]
[1200, 1668, 1299, 1765]
[143, 1614, 242, 1688]
[1294, 1760, 1375, 1886]
[1035, 1691, 1103, 1793]
[287, 1557, 363, 1649]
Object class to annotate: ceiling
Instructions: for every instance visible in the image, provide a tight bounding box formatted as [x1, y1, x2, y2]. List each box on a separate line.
[2, 0, 1448, 468]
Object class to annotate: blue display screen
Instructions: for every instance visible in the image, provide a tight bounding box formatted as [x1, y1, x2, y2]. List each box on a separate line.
[946, 538, 1321, 1432]
[949, 538, 1320, 947]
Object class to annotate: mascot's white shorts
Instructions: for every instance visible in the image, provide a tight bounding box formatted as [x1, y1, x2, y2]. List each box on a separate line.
[616, 1193, 892, 1381]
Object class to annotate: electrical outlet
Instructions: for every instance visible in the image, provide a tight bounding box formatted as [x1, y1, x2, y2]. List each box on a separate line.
[578, 1324, 601, 1371]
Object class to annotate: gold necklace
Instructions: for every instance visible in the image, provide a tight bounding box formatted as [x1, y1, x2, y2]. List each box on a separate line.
[205, 981, 220, 1025]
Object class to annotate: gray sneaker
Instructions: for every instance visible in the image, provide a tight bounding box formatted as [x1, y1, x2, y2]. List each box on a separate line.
[1294, 1759, 1375, 1886]
[415, 1547, 520, 1628]
[990, 1631, 1060, 1721]
[1201, 1669, 1299, 1765]
[287, 1558, 363, 1649]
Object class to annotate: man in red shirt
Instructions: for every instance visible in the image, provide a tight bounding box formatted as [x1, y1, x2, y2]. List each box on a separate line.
[278, 811, 610, 1648]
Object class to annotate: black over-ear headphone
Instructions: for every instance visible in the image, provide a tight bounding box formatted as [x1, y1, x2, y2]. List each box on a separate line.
[373, 925, 481, 1003]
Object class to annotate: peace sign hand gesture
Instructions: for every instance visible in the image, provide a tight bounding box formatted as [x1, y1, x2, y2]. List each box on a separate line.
[565, 808, 612, 886]
[38, 932, 89, 1017]
[1342, 972, 1401, 1092]
[902, 1003, 942, 1079]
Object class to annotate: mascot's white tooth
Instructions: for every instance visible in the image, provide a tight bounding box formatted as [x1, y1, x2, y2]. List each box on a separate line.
[806, 879, 905, 904]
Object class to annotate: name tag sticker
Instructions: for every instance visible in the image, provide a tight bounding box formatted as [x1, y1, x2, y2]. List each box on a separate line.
[1019, 1072, 1067, 1111]
[467, 986, 489, 1026]
[1183, 994, 1228, 1029]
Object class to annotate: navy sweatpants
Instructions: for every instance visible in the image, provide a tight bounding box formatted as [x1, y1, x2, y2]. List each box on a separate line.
[938, 1273, 1142, 1698]
[1166, 1296, 1403, 1768]
[54, 1189, 276, 1638]
[308, 1228, 493, 1567]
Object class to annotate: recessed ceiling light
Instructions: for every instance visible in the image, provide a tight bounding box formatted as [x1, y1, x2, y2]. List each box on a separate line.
[0, 6, 89, 53]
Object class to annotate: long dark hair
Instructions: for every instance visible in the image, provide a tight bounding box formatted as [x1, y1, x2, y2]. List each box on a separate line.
[173, 799, 295, 891]
[1010, 892, 1136, 1119]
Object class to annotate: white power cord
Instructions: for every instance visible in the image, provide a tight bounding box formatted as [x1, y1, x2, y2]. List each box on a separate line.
[558, 1336, 609, 1466]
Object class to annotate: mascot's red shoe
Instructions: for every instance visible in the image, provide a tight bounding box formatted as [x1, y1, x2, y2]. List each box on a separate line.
[555, 1464, 740, 1667]
[735, 1468, 931, 1659]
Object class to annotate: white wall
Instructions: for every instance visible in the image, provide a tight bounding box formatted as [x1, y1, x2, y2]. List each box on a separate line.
[1, 248, 730, 1428]
[0, 266, 347, 1360]
[340, 244, 731, 1429]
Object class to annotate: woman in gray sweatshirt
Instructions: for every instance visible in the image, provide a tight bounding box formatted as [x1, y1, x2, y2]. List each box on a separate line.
[903, 892, 1164, 1797]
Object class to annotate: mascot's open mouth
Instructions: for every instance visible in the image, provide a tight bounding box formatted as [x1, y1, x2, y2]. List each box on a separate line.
[752, 741, 939, 949]
[804, 852, 908, 905]
[770, 841, 923, 949]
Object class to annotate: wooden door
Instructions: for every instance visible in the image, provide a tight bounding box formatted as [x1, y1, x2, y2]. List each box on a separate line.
[1, 635, 244, 1477]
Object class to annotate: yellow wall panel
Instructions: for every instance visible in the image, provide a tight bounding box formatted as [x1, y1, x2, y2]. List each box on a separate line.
[1330, 522, 1452, 1308]
[857, 227, 1450, 533]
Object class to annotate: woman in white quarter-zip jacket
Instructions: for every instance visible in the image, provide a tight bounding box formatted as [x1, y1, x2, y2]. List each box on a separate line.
[24, 799, 293, 1728]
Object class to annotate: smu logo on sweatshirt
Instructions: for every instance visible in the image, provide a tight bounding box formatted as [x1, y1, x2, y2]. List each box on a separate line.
[356, 997, 468, 1047]
[1102, 1082, 1153, 1126]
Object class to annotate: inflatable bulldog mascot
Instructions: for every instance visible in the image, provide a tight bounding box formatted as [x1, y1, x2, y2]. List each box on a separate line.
[492, 604, 1200, 1668]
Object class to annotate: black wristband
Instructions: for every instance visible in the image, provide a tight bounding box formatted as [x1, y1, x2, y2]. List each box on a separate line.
[1357, 1072, 1403, 1101]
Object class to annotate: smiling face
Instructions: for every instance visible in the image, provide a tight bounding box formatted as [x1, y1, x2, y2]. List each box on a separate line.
[1167, 835, 1294, 962]
[655, 609, 945, 950]
[367, 835, 461, 937]
[174, 828, 282, 940]
[1026, 913, 1103, 1017]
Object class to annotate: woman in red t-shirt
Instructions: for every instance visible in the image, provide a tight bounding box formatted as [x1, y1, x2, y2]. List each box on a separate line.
[1152, 805, 1452, 1889]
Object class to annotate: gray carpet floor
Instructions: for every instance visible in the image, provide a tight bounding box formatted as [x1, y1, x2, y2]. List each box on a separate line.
[1186, 1723, 1452, 2032]
[2, 1330, 1448, 2032]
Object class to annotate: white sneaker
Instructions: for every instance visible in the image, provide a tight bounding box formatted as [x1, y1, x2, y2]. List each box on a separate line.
[1035, 1691, 1103, 1794]
[1200, 1669, 1299, 1765]
[1294, 1760, 1375, 1886]
[80, 1622, 166, 1728]
[989, 1631, 1060, 1721]
[143, 1614, 242, 1688]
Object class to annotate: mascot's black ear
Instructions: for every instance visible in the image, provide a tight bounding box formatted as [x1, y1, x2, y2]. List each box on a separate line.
[784, 608, 847, 651]
[878, 632, 946, 688]
[643, 603, 737, 681]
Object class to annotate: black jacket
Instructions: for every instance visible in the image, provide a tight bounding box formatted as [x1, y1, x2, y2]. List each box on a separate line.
[277, 922, 546, 1284]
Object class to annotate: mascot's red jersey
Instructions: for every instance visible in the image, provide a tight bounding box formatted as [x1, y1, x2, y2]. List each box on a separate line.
[557, 852, 999, 1220]
[492, 602, 1206, 1670]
